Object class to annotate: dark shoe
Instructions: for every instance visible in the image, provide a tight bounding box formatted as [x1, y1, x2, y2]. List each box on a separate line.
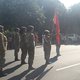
[0, 71, 7, 77]
[15, 58, 20, 61]
[45, 60, 51, 65]
[56, 54, 61, 57]
[45, 61, 51, 65]
[28, 66, 35, 70]
[21, 61, 27, 65]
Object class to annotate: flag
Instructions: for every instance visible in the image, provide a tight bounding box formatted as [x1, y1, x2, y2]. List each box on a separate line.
[53, 13, 60, 45]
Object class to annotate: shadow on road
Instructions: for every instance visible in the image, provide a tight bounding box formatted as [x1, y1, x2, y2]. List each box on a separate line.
[4, 64, 21, 74]
[8, 64, 53, 80]
[36, 66, 53, 80]
[8, 69, 29, 80]
[25, 64, 47, 80]
[4, 61, 15, 67]
[49, 56, 58, 63]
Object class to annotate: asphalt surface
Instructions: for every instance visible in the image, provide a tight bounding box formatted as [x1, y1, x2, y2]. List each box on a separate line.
[0, 45, 80, 80]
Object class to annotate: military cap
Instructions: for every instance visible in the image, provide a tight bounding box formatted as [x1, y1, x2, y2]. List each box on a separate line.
[15, 28, 20, 32]
[44, 30, 50, 35]
[27, 25, 34, 32]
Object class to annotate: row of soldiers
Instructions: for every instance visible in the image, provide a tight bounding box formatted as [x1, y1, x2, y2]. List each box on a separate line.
[14, 25, 35, 70]
[0, 25, 36, 77]
[0, 25, 61, 77]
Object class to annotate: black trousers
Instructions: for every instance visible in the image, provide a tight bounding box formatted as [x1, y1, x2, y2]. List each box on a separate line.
[44, 45, 51, 62]
[56, 44, 60, 56]
[14, 45, 20, 59]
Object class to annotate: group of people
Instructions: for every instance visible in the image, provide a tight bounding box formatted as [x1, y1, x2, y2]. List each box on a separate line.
[14, 25, 35, 70]
[0, 25, 61, 77]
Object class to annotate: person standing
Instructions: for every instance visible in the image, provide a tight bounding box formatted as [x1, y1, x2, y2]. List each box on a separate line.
[0, 25, 7, 77]
[26, 25, 35, 70]
[55, 32, 61, 57]
[43, 30, 51, 64]
[14, 28, 20, 61]
[20, 26, 27, 64]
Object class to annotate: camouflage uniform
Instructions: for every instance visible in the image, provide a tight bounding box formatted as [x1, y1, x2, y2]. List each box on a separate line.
[26, 32, 35, 68]
[0, 26, 7, 77]
[14, 28, 20, 61]
[20, 27, 27, 64]
[43, 30, 51, 64]
[21, 25, 35, 70]
[0, 31, 7, 68]
[23, 25, 35, 70]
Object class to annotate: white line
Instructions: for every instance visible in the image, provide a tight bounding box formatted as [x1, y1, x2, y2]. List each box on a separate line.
[56, 63, 80, 71]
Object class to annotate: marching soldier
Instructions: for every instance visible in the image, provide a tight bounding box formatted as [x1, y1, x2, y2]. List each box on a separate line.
[14, 28, 20, 61]
[0, 25, 7, 77]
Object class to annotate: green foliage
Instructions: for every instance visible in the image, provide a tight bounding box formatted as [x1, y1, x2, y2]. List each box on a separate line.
[0, 0, 80, 35]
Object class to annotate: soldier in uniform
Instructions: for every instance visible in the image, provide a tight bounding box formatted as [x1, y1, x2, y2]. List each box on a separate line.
[26, 25, 35, 70]
[20, 26, 27, 64]
[43, 30, 51, 64]
[14, 28, 20, 61]
[0, 25, 7, 77]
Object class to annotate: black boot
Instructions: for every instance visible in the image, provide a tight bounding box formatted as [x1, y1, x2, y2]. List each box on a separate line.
[56, 54, 61, 57]
[21, 61, 27, 65]
[45, 60, 51, 65]
[15, 58, 20, 61]
[28, 65, 35, 70]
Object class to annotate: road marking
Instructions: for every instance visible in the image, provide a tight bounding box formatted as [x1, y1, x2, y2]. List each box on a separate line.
[56, 63, 80, 71]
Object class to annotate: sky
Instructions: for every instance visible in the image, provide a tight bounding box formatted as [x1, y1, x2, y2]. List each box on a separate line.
[59, 0, 80, 9]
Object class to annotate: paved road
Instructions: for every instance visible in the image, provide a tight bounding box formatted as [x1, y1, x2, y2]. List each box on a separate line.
[0, 45, 80, 80]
